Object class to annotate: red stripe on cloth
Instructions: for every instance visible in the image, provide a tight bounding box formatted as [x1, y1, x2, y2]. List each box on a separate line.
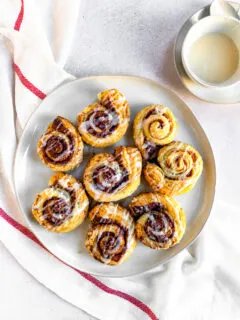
[0, 208, 44, 248]
[78, 271, 159, 320]
[14, 0, 24, 31]
[13, 63, 47, 100]
[0, 208, 158, 320]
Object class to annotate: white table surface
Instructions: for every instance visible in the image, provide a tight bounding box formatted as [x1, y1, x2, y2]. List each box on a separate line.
[2, 0, 240, 318]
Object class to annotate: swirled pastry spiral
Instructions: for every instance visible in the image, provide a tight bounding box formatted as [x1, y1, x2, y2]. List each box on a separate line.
[32, 173, 89, 232]
[133, 105, 177, 160]
[144, 141, 203, 196]
[86, 203, 136, 265]
[77, 89, 130, 147]
[129, 193, 186, 249]
[83, 146, 142, 202]
[37, 116, 83, 171]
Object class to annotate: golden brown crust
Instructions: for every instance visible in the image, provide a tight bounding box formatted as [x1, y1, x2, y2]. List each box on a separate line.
[37, 116, 83, 172]
[129, 193, 186, 249]
[144, 141, 203, 196]
[133, 105, 177, 160]
[77, 89, 130, 148]
[83, 146, 142, 202]
[32, 173, 89, 233]
[85, 203, 136, 265]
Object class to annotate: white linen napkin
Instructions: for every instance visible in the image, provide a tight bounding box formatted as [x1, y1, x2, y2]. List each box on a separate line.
[1, 1, 240, 320]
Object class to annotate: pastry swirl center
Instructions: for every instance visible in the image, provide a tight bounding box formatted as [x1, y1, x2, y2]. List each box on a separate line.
[93, 163, 129, 193]
[98, 231, 123, 257]
[42, 197, 72, 226]
[86, 107, 119, 138]
[160, 148, 195, 179]
[94, 223, 127, 262]
[144, 212, 175, 243]
[41, 118, 75, 165]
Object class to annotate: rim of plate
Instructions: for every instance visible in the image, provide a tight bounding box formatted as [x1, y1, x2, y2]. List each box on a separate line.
[14, 75, 216, 277]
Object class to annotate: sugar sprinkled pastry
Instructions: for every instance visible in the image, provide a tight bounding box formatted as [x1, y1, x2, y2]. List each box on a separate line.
[129, 192, 186, 249]
[32, 173, 89, 232]
[37, 116, 83, 172]
[133, 105, 177, 160]
[77, 88, 130, 148]
[144, 141, 203, 196]
[83, 146, 142, 202]
[85, 203, 136, 265]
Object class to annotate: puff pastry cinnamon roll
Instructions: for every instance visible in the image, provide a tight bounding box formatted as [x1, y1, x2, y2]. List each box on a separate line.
[144, 141, 203, 196]
[77, 89, 130, 147]
[37, 116, 83, 171]
[86, 203, 136, 265]
[129, 193, 186, 249]
[83, 146, 142, 202]
[32, 173, 89, 232]
[133, 105, 177, 160]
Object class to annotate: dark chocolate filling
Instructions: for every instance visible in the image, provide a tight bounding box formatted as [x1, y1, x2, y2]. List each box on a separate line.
[130, 202, 165, 218]
[144, 109, 158, 120]
[93, 164, 129, 193]
[131, 202, 174, 243]
[143, 138, 158, 160]
[85, 106, 119, 138]
[42, 118, 74, 165]
[144, 212, 174, 243]
[42, 197, 72, 226]
[92, 218, 128, 263]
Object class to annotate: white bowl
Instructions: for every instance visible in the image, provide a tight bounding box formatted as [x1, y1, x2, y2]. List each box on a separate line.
[182, 16, 240, 88]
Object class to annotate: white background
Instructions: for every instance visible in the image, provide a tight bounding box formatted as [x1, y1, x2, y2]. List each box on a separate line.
[1, 0, 240, 319]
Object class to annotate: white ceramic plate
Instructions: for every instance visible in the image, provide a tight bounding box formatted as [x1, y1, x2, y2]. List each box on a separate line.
[14, 75, 216, 277]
